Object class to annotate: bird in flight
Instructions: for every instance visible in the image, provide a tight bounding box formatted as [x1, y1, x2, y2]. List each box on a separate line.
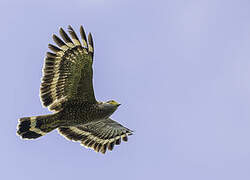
[17, 25, 133, 154]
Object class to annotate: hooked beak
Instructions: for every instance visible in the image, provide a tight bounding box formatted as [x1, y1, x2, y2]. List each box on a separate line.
[117, 103, 121, 107]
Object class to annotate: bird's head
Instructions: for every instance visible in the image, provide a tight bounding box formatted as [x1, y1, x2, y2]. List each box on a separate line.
[98, 100, 121, 118]
[106, 100, 121, 107]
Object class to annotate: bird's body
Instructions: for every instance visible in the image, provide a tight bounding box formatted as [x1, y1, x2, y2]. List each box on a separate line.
[54, 101, 119, 126]
[17, 25, 132, 154]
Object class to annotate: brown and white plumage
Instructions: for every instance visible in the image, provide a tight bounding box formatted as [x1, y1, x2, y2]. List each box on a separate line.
[40, 25, 96, 111]
[58, 118, 132, 153]
[17, 25, 133, 154]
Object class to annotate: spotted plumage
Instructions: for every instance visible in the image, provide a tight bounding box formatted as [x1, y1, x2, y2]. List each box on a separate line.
[17, 25, 133, 154]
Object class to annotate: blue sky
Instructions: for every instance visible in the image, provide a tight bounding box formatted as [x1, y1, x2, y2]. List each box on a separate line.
[1, 0, 250, 179]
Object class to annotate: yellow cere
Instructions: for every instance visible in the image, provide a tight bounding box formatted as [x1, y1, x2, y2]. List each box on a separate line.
[109, 100, 120, 105]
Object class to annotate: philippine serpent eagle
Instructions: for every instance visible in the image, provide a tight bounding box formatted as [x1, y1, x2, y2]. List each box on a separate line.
[17, 25, 133, 154]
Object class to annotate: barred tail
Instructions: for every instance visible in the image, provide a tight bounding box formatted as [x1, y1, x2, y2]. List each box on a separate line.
[17, 114, 57, 139]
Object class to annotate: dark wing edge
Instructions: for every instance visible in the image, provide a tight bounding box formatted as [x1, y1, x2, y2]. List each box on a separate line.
[40, 25, 96, 111]
[58, 118, 133, 154]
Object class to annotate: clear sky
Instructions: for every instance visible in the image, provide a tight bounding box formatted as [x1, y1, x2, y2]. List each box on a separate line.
[1, 0, 250, 179]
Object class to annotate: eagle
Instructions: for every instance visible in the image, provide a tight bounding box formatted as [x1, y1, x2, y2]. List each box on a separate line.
[17, 25, 133, 154]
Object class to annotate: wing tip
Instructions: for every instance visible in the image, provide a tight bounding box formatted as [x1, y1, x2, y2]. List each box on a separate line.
[80, 25, 88, 47]
[87, 33, 94, 53]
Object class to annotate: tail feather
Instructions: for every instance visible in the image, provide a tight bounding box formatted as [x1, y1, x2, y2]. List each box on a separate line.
[17, 115, 56, 139]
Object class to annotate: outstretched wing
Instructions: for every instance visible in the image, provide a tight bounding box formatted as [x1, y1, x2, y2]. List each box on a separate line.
[40, 25, 96, 111]
[58, 118, 133, 154]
